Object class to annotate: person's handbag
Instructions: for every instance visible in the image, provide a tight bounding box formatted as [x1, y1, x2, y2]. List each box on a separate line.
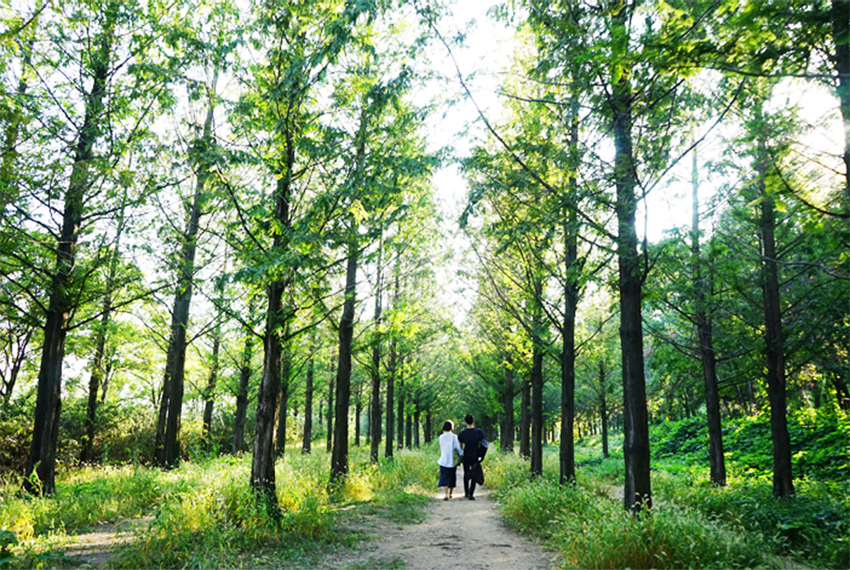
[478, 438, 489, 462]
[470, 462, 485, 485]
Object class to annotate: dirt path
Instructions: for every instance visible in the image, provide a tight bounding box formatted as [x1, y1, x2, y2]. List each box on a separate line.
[326, 466, 558, 570]
[60, 468, 556, 570]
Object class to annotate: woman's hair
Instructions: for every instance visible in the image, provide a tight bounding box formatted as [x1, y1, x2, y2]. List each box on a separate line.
[442, 420, 454, 432]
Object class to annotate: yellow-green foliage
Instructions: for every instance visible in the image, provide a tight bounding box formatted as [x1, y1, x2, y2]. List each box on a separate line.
[0, 464, 166, 540]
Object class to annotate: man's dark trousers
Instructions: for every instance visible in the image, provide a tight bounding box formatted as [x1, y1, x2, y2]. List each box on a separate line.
[463, 459, 478, 498]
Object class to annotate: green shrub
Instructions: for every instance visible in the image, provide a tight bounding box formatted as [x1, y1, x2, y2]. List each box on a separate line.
[655, 475, 850, 569]
[553, 503, 771, 569]
[650, 409, 849, 482]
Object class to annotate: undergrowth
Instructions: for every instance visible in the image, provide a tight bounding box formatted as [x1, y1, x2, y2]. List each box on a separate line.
[0, 446, 437, 569]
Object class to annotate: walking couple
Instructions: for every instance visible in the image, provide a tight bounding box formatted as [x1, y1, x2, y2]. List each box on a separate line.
[437, 414, 488, 500]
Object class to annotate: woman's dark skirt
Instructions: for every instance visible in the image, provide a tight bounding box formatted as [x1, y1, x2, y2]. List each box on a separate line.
[438, 465, 457, 488]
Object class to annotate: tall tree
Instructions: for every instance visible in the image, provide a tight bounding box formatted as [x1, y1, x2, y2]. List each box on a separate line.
[23, 0, 170, 493]
[155, 76, 218, 469]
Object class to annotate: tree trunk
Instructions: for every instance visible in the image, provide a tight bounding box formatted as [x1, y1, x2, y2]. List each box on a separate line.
[520, 375, 531, 458]
[756, 142, 794, 498]
[530, 280, 544, 477]
[0, 19, 36, 221]
[81, 214, 123, 463]
[500, 360, 515, 453]
[691, 150, 726, 486]
[370, 242, 383, 463]
[413, 403, 421, 448]
[327, 351, 336, 453]
[354, 392, 361, 447]
[25, 14, 113, 493]
[397, 364, 405, 450]
[202, 327, 222, 452]
[560, 203, 579, 484]
[233, 329, 254, 454]
[302, 351, 314, 454]
[405, 411, 412, 449]
[611, 4, 652, 512]
[157, 91, 216, 469]
[331, 239, 358, 482]
[599, 359, 610, 458]
[251, 146, 293, 518]
[276, 336, 292, 457]
[833, 0, 850, 205]
[251, 279, 284, 519]
[830, 373, 850, 410]
[385, 336, 396, 459]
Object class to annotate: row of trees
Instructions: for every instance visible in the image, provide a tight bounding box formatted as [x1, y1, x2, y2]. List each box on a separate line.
[455, 0, 847, 511]
[0, 0, 471, 512]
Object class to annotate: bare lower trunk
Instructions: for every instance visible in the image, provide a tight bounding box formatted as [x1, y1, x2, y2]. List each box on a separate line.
[370, 242, 383, 462]
[232, 331, 254, 454]
[599, 360, 610, 458]
[385, 337, 396, 459]
[500, 360, 514, 453]
[560, 204, 579, 484]
[397, 364, 405, 450]
[302, 353, 314, 454]
[251, 280, 284, 519]
[530, 331, 544, 477]
[327, 352, 335, 453]
[331, 240, 358, 482]
[276, 338, 292, 457]
[202, 330, 221, 452]
[757, 148, 794, 497]
[520, 375, 530, 458]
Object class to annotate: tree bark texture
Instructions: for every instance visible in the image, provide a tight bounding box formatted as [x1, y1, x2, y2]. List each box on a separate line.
[385, 336, 396, 459]
[756, 147, 795, 498]
[370, 244, 383, 463]
[691, 150, 726, 486]
[202, 328, 222, 451]
[520, 375, 530, 458]
[560, 205, 579, 485]
[397, 364, 405, 450]
[233, 330, 254, 454]
[81, 219, 122, 463]
[157, 95, 215, 469]
[326, 351, 336, 453]
[832, 0, 850, 204]
[598, 359, 610, 458]
[611, 3, 652, 512]
[302, 352, 314, 454]
[500, 360, 515, 453]
[25, 11, 114, 493]
[276, 338, 292, 457]
[251, 163, 292, 519]
[530, 276, 544, 478]
[331, 239, 358, 482]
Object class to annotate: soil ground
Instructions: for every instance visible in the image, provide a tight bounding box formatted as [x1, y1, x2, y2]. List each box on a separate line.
[62, 465, 557, 570]
[323, 465, 558, 570]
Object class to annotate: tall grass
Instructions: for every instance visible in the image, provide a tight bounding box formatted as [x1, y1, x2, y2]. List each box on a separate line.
[654, 471, 850, 570]
[486, 448, 772, 569]
[0, 445, 442, 568]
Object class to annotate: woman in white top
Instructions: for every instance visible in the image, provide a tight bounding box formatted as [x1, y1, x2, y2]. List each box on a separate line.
[437, 420, 463, 500]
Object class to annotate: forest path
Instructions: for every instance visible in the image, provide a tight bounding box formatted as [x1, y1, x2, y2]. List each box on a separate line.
[325, 465, 558, 570]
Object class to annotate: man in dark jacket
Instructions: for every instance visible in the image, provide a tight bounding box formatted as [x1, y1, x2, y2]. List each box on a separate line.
[458, 414, 485, 500]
